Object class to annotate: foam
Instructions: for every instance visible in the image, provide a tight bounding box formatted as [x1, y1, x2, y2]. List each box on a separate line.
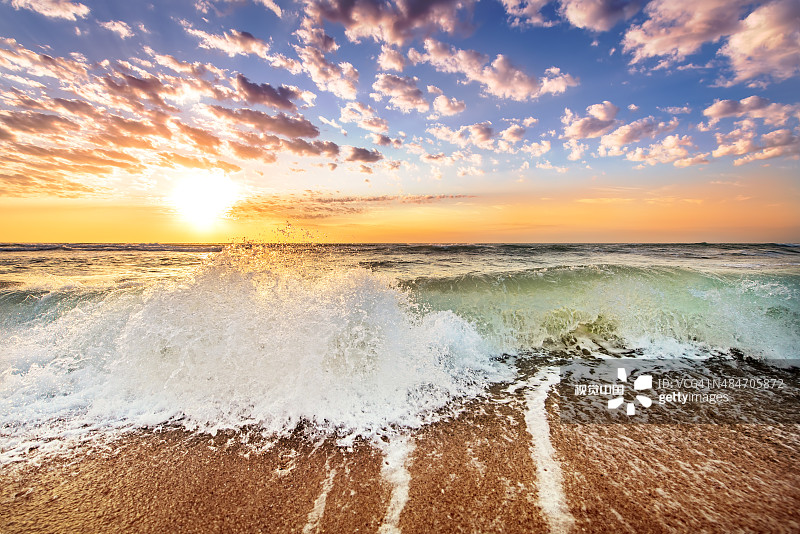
[0, 247, 507, 464]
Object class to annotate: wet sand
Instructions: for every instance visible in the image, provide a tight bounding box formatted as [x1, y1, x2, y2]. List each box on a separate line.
[2, 384, 799, 533]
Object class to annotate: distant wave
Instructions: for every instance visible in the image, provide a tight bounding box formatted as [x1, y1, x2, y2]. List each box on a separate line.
[0, 243, 224, 253]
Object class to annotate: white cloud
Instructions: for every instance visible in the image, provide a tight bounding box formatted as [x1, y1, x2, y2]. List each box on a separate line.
[623, 0, 749, 65]
[303, 0, 475, 45]
[295, 46, 359, 100]
[255, 0, 282, 17]
[319, 115, 347, 134]
[410, 38, 578, 101]
[703, 96, 800, 126]
[658, 105, 691, 114]
[340, 101, 388, 133]
[427, 121, 495, 150]
[559, 0, 642, 31]
[371, 74, 428, 113]
[100, 20, 133, 39]
[562, 100, 619, 139]
[184, 23, 272, 59]
[712, 121, 800, 165]
[500, 124, 526, 143]
[625, 134, 706, 166]
[623, 0, 799, 85]
[536, 159, 568, 172]
[720, 0, 800, 84]
[599, 116, 678, 155]
[377, 45, 406, 71]
[564, 138, 588, 160]
[8, 0, 88, 20]
[520, 140, 551, 157]
[432, 94, 466, 116]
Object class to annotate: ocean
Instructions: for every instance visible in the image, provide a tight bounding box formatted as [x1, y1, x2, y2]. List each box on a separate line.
[2, 242, 800, 532]
[2, 242, 798, 464]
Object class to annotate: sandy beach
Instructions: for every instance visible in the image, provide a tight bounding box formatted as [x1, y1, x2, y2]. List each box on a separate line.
[3, 381, 799, 534]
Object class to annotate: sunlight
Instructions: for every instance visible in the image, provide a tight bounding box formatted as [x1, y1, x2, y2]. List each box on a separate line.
[170, 171, 239, 229]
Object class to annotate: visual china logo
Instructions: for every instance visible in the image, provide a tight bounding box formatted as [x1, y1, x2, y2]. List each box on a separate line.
[608, 368, 653, 415]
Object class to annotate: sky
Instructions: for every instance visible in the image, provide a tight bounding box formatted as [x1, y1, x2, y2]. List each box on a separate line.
[0, 0, 799, 243]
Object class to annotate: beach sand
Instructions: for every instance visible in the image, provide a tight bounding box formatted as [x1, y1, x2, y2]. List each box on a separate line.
[2, 384, 799, 533]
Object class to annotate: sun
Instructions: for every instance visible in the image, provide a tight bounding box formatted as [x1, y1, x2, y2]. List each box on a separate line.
[170, 171, 239, 229]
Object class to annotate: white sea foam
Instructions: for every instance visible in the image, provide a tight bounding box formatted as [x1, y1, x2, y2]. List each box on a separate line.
[377, 437, 415, 534]
[0, 247, 507, 464]
[524, 367, 574, 534]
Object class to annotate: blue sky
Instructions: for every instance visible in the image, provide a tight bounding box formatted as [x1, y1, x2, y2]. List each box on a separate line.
[0, 0, 799, 241]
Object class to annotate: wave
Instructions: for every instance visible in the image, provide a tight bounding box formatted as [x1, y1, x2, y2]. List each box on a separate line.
[403, 264, 800, 359]
[0, 243, 224, 253]
[0, 247, 508, 463]
[1, 244, 799, 464]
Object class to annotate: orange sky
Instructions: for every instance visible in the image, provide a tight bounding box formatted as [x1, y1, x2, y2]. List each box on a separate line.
[3, 170, 798, 243]
[2, 1, 799, 244]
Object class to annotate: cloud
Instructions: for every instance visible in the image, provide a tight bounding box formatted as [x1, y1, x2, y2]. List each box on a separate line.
[559, 0, 642, 31]
[303, 0, 476, 45]
[340, 101, 389, 133]
[410, 38, 578, 101]
[176, 121, 221, 151]
[208, 105, 320, 137]
[622, 0, 799, 85]
[703, 96, 800, 127]
[499, 0, 552, 27]
[598, 116, 678, 155]
[720, 0, 800, 84]
[622, 0, 749, 65]
[500, 124, 526, 143]
[562, 101, 619, 139]
[183, 23, 271, 59]
[563, 138, 588, 160]
[428, 121, 495, 150]
[227, 141, 277, 163]
[371, 74, 428, 113]
[536, 159, 567, 173]
[294, 45, 359, 100]
[658, 106, 691, 114]
[500, 0, 640, 30]
[345, 146, 383, 162]
[520, 140, 551, 156]
[232, 191, 473, 220]
[100, 20, 134, 39]
[281, 138, 340, 157]
[149, 50, 226, 79]
[6, 0, 89, 20]
[0, 38, 88, 80]
[626, 134, 707, 166]
[0, 110, 79, 135]
[712, 122, 800, 165]
[377, 45, 407, 71]
[235, 74, 310, 111]
[255, 0, 282, 17]
[370, 133, 402, 147]
[432, 94, 466, 116]
[319, 115, 347, 134]
[295, 18, 338, 52]
[522, 116, 538, 127]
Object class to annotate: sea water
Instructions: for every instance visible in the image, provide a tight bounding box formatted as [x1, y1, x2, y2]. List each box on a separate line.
[1, 242, 799, 463]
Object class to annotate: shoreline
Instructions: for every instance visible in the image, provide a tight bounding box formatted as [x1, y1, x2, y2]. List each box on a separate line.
[2, 386, 799, 533]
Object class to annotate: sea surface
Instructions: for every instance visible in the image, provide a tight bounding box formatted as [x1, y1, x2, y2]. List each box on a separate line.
[1, 242, 799, 464]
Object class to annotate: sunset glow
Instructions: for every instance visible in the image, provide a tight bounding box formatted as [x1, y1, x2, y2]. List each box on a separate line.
[0, 0, 798, 242]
